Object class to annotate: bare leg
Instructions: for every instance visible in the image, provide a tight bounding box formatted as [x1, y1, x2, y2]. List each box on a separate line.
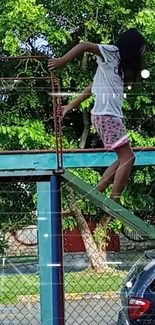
[96, 160, 120, 192]
[111, 144, 135, 203]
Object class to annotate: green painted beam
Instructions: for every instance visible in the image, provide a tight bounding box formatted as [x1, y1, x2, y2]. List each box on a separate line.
[0, 170, 55, 182]
[37, 181, 54, 325]
[62, 170, 155, 240]
[0, 149, 154, 171]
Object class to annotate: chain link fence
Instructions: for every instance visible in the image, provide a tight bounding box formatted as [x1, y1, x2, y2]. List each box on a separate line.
[0, 170, 154, 325]
[0, 182, 40, 325]
[63, 165, 155, 325]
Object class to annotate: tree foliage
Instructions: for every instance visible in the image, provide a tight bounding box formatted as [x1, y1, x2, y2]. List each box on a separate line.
[0, 0, 155, 234]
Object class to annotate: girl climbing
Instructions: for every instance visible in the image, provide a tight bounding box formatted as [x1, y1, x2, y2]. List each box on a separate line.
[48, 28, 148, 203]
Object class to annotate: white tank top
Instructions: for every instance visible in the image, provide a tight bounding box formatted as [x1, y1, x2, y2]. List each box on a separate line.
[91, 44, 124, 118]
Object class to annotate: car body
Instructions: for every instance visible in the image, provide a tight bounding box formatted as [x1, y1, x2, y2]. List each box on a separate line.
[118, 249, 155, 324]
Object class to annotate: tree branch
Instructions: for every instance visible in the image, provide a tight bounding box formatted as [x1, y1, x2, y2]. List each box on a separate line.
[79, 111, 90, 148]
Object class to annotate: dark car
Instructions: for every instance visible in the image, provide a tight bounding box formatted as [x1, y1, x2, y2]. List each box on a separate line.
[118, 249, 155, 324]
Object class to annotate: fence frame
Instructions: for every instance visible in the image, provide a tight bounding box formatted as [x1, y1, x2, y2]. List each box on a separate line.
[0, 147, 154, 325]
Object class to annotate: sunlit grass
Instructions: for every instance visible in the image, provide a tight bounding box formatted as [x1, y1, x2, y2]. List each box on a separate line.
[0, 269, 126, 304]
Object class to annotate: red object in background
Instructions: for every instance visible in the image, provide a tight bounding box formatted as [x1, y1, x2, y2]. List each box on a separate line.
[64, 221, 120, 252]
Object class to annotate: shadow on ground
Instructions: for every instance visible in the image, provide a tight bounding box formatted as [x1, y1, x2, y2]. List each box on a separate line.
[0, 251, 143, 275]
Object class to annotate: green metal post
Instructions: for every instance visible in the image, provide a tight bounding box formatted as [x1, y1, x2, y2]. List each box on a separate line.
[37, 181, 54, 325]
[37, 179, 65, 325]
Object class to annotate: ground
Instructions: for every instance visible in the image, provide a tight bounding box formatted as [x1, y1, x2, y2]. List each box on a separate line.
[0, 251, 141, 324]
[0, 299, 120, 325]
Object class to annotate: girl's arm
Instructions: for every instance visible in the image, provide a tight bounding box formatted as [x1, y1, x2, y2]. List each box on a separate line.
[48, 42, 102, 71]
[60, 82, 93, 118]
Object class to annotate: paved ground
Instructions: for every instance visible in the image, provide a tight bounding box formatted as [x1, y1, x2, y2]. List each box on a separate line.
[0, 299, 120, 324]
[0, 252, 133, 324]
[0, 251, 143, 275]
[66, 298, 120, 325]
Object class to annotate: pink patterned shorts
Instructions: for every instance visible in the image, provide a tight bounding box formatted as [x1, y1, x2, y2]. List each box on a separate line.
[91, 115, 130, 149]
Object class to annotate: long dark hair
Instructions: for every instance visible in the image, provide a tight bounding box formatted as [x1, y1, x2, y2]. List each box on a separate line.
[115, 28, 148, 84]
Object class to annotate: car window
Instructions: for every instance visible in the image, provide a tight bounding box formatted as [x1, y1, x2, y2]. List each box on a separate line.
[150, 279, 155, 292]
[145, 250, 155, 260]
[123, 256, 147, 286]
